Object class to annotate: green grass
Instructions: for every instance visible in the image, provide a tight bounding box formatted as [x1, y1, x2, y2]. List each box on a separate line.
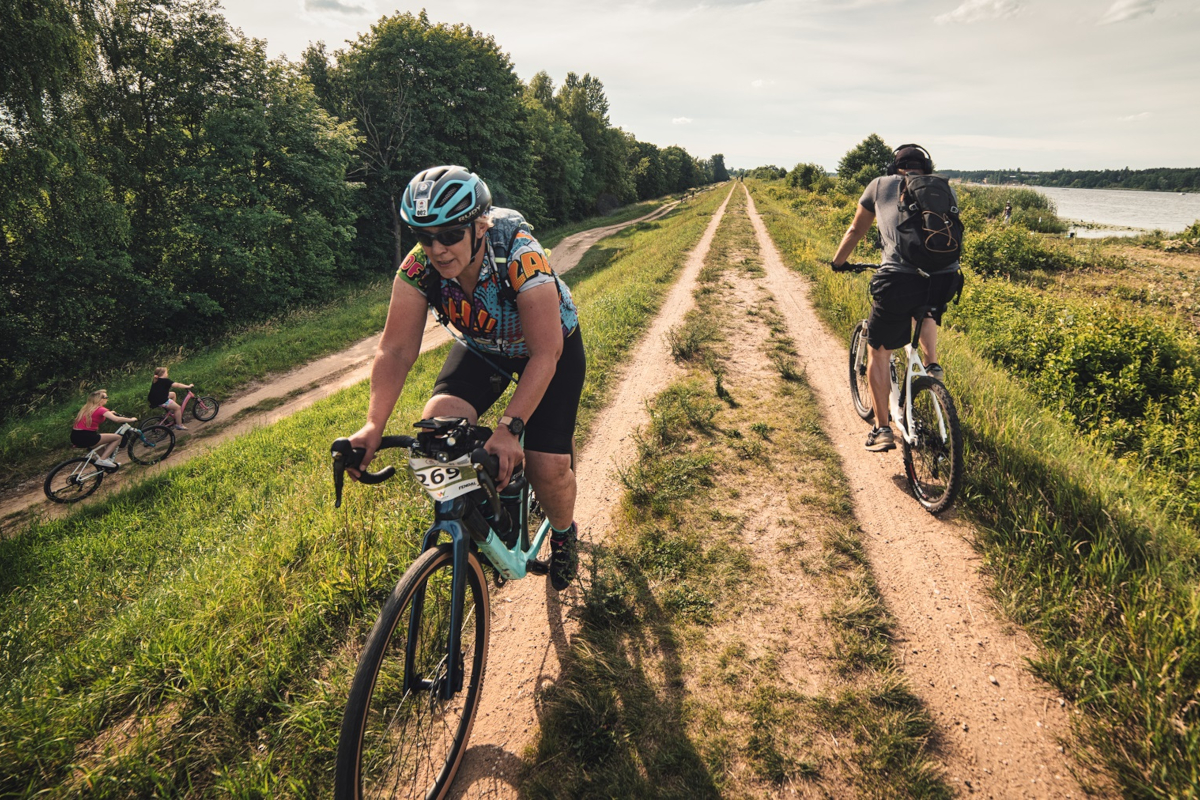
[0, 186, 730, 796]
[750, 179, 1200, 797]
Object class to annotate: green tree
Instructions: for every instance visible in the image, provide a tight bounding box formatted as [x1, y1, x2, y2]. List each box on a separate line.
[787, 162, 825, 190]
[838, 133, 891, 184]
[0, 0, 98, 123]
[523, 75, 585, 226]
[711, 153, 729, 182]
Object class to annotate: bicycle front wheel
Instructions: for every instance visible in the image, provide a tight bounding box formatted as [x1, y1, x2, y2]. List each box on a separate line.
[191, 396, 219, 422]
[44, 458, 104, 503]
[849, 320, 875, 422]
[127, 425, 176, 465]
[901, 376, 964, 514]
[335, 543, 490, 800]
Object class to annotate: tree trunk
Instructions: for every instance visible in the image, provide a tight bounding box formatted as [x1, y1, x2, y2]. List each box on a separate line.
[389, 194, 404, 270]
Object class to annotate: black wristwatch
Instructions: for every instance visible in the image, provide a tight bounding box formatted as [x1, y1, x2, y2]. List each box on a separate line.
[498, 415, 525, 437]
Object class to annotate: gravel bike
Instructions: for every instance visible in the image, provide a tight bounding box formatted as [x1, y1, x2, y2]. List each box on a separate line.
[330, 416, 553, 799]
[43, 422, 177, 503]
[835, 263, 964, 514]
[149, 386, 220, 426]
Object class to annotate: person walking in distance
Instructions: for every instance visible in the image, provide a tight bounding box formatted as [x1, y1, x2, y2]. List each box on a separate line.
[830, 143, 963, 451]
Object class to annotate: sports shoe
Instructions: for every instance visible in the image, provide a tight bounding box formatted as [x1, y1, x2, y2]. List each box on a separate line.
[173, 424, 188, 431]
[549, 523, 578, 591]
[95, 457, 118, 469]
[865, 426, 895, 452]
[926, 363, 945, 381]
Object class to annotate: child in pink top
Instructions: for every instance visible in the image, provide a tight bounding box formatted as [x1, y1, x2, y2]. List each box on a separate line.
[72, 389, 138, 469]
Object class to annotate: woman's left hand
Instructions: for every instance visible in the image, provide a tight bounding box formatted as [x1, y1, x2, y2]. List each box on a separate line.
[484, 426, 524, 489]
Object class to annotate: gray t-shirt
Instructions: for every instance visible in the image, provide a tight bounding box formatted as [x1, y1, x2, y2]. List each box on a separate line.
[859, 175, 960, 275]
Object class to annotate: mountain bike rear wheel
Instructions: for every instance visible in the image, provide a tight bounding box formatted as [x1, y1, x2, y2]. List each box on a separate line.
[44, 457, 105, 503]
[849, 320, 875, 422]
[335, 543, 489, 800]
[191, 396, 219, 422]
[901, 376, 964, 514]
[127, 425, 176, 465]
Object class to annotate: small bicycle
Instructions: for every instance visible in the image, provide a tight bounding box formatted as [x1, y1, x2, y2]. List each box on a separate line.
[43, 422, 177, 503]
[330, 416, 553, 799]
[150, 386, 220, 426]
[835, 262, 964, 514]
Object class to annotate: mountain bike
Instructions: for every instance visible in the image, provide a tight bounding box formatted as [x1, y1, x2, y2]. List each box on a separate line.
[330, 416, 553, 799]
[149, 386, 219, 428]
[43, 422, 177, 503]
[835, 263, 964, 514]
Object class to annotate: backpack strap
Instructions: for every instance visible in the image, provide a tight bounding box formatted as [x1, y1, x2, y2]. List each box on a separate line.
[488, 218, 535, 304]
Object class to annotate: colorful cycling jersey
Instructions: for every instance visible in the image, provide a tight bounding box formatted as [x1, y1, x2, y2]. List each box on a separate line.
[396, 208, 579, 358]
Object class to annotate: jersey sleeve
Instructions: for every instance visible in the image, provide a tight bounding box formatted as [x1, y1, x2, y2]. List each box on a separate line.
[506, 230, 556, 293]
[858, 178, 879, 213]
[396, 245, 430, 291]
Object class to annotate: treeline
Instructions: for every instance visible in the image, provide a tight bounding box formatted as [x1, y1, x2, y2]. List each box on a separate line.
[941, 167, 1200, 192]
[0, 3, 719, 418]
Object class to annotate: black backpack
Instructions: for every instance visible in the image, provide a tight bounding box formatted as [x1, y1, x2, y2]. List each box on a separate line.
[895, 174, 964, 271]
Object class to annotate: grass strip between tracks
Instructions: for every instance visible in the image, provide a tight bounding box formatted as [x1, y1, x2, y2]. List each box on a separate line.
[750, 180, 1200, 796]
[0, 187, 726, 796]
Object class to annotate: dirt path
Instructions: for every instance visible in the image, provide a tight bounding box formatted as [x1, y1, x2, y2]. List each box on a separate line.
[0, 203, 678, 534]
[743, 186, 1091, 797]
[446, 187, 736, 798]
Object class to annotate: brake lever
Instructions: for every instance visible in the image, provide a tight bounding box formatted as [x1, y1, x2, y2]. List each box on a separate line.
[331, 436, 413, 508]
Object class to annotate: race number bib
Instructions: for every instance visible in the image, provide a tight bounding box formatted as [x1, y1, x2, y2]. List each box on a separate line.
[407, 453, 480, 501]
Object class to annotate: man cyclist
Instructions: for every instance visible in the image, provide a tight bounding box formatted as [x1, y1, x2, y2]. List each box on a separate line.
[830, 143, 961, 452]
[348, 166, 583, 589]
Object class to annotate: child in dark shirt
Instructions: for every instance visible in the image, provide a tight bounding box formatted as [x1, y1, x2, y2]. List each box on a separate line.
[148, 366, 193, 430]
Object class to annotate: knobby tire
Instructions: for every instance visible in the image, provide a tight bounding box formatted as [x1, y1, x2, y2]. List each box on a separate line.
[335, 543, 490, 800]
[849, 320, 875, 423]
[901, 376, 964, 514]
[44, 457, 105, 503]
[127, 425, 176, 465]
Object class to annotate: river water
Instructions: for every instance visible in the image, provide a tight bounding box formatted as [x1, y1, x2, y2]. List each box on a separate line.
[1027, 185, 1200, 238]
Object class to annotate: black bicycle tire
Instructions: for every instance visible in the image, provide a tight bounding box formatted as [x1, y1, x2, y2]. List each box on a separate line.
[849, 320, 875, 423]
[43, 457, 105, 503]
[901, 376, 964, 514]
[191, 396, 219, 422]
[335, 543, 490, 800]
[127, 425, 176, 465]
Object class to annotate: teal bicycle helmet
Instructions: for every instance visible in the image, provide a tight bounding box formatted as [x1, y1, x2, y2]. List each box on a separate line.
[399, 166, 492, 228]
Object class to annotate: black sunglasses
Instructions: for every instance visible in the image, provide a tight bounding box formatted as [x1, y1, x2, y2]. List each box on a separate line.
[411, 222, 472, 248]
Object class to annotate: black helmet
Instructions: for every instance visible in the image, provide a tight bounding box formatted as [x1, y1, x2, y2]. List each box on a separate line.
[887, 144, 934, 175]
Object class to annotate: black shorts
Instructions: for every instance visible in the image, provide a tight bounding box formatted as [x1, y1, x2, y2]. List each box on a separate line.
[867, 270, 963, 350]
[71, 428, 101, 449]
[431, 329, 586, 455]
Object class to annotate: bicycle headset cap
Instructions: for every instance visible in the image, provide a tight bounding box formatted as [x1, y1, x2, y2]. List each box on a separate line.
[399, 166, 492, 228]
[887, 144, 934, 175]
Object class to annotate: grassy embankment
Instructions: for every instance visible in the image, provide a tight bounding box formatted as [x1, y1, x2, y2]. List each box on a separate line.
[749, 178, 1200, 796]
[0, 187, 726, 796]
[0, 198, 669, 494]
[522, 185, 948, 797]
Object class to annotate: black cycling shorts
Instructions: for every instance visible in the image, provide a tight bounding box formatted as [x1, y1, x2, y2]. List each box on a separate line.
[71, 428, 101, 449]
[431, 329, 586, 455]
[867, 270, 963, 351]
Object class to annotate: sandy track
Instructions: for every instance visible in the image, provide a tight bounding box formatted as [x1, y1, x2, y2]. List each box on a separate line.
[743, 187, 1090, 797]
[447, 187, 735, 798]
[0, 203, 678, 533]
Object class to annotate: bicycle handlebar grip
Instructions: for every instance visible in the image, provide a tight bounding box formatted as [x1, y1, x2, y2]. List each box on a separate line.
[331, 435, 417, 507]
[471, 447, 500, 480]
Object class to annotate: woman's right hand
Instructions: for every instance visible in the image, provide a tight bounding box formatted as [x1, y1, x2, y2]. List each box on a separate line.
[346, 423, 383, 480]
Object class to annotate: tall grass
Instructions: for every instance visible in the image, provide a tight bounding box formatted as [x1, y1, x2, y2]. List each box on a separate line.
[750, 179, 1200, 796]
[0, 188, 729, 796]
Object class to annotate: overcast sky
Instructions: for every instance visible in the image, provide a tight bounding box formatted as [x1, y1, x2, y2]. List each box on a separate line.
[219, 0, 1199, 172]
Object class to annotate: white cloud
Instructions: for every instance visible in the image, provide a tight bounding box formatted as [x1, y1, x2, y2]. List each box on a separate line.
[304, 0, 372, 16]
[1098, 0, 1160, 25]
[1119, 111, 1153, 121]
[934, 0, 1019, 25]
[672, 116, 693, 124]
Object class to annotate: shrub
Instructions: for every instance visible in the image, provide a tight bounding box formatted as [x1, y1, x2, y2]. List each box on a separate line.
[961, 222, 1076, 276]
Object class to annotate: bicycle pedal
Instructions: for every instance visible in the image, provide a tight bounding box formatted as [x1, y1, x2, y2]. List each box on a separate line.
[526, 558, 550, 576]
